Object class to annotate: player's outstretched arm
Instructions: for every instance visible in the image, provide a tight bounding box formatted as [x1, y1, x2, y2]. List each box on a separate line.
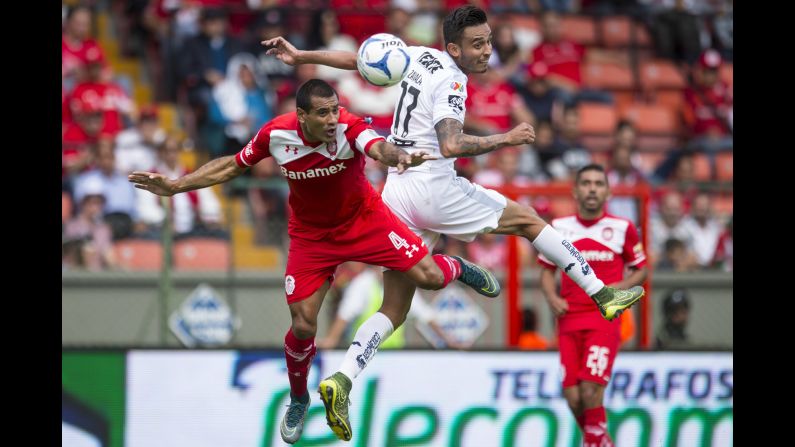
[261, 36, 357, 70]
[435, 118, 536, 158]
[368, 140, 438, 174]
[129, 155, 245, 196]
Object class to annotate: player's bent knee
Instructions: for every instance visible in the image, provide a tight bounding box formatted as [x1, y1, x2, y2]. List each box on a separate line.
[291, 315, 317, 339]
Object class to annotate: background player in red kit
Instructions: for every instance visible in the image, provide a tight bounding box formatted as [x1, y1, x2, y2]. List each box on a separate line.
[129, 79, 500, 444]
[539, 164, 648, 447]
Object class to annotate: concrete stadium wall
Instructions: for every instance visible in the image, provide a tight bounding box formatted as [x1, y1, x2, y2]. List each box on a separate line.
[62, 271, 732, 349]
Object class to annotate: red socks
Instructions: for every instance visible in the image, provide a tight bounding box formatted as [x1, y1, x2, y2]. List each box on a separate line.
[583, 406, 613, 447]
[284, 329, 316, 397]
[432, 254, 462, 287]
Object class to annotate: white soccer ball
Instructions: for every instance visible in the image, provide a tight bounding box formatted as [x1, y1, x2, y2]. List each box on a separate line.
[356, 33, 410, 87]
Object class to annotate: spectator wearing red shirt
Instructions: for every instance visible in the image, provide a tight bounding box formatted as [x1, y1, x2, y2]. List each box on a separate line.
[63, 99, 106, 182]
[464, 70, 535, 135]
[711, 215, 732, 272]
[63, 5, 107, 91]
[683, 49, 733, 152]
[66, 55, 135, 137]
[531, 10, 616, 106]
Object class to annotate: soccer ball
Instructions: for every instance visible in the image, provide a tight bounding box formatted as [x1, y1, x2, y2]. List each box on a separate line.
[356, 33, 410, 87]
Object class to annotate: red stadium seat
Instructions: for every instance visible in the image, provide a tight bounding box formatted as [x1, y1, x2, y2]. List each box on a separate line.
[599, 16, 652, 48]
[578, 103, 618, 135]
[174, 238, 230, 271]
[509, 15, 540, 32]
[561, 15, 598, 46]
[114, 240, 163, 271]
[692, 153, 713, 181]
[713, 194, 734, 217]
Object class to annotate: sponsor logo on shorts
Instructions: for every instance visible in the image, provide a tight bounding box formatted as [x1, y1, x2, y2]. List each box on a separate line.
[285, 275, 296, 295]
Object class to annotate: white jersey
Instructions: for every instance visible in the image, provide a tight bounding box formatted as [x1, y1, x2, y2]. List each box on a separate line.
[386, 46, 468, 174]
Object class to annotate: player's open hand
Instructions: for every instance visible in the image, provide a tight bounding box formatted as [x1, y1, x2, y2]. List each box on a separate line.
[506, 122, 536, 146]
[128, 172, 177, 196]
[396, 151, 438, 174]
[261, 36, 301, 66]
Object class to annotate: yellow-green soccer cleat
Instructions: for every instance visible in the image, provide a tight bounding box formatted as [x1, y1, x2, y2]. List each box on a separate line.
[318, 372, 353, 442]
[450, 256, 501, 298]
[592, 286, 645, 321]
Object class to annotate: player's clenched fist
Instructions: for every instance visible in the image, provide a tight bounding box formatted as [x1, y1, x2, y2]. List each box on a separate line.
[506, 122, 536, 146]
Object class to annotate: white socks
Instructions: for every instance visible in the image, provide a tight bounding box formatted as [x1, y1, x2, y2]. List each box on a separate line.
[532, 225, 604, 296]
[338, 312, 394, 381]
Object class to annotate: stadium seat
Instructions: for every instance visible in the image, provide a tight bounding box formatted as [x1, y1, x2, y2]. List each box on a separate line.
[635, 151, 666, 176]
[590, 151, 610, 167]
[114, 239, 163, 271]
[582, 62, 635, 90]
[63, 192, 73, 224]
[715, 152, 733, 181]
[599, 16, 652, 48]
[639, 60, 687, 90]
[581, 135, 615, 152]
[653, 90, 684, 111]
[712, 194, 734, 217]
[174, 238, 230, 271]
[509, 14, 540, 32]
[550, 196, 578, 218]
[561, 15, 598, 46]
[619, 103, 679, 135]
[692, 153, 713, 181]
[578, 103, 618, 135]
[720, 63, 733, 86]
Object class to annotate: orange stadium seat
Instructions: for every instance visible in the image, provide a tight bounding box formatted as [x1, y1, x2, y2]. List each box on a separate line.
[63, 192, 73, 224]
[635, 151, 666, 176]
[692, 153, 713, 181]
[713, 194, 734, 217]
[653, 90, 684, 111]
[509, 15, 540, 32]
[715, 152, 733, 181]
[114, 240, 163, 271]
[578, 103, 618, 135]
[599, 16, 652, 48]
[639, 60, 687, 90]
[582, 62, 635, 90]
[561, 15, 598, 46]
[550, 196, 578, 218]
[720, 63, 733, 86]
[174, 238, 230, 271]
[581, 135, 615, 152]
[619, 103, 679, 135]
[590, 151, 610, 167]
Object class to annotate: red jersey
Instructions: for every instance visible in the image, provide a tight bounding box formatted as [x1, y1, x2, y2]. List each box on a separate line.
[684, 80, 733, 136]
[538, 213, 647, 333]
[235, 108, 385, 241]
[67, 82, 133, 135]
[62, 36, 106, 79]
[531, 41, 585, 87]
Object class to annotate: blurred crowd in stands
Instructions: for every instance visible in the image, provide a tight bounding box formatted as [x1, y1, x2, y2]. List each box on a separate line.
[62, 0, 732, 274]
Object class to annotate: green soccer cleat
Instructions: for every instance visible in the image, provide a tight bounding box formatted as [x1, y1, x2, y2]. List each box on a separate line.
[451, 256, 501, 298]
[318, 372, 353, 442]
[280, 393, 310, 444]
[591, 286, 645, 321]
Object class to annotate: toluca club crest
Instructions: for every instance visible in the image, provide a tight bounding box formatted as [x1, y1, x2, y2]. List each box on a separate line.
[326, 140, 338, 157]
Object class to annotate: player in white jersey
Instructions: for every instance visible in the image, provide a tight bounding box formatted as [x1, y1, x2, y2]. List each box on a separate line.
[263, 6, 644, 442]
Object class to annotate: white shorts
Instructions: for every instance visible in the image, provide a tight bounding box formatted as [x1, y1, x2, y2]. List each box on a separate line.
[381, 170, 508, 250]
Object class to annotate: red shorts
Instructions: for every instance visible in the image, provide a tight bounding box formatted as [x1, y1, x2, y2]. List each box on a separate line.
[558, 329, 620, 388]
[283, 200, 428, 303]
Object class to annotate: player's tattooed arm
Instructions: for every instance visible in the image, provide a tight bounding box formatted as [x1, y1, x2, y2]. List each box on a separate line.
[368, 140, 438, 174]
[129, 156, 245, 196]
[261, 36, 357, 70]
[435, 118, 536, 158]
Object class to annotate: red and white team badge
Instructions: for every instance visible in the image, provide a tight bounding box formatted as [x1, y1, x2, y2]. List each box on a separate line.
[602, 227, 613, 241]
[326, 140, 338, 157]
[285, 275, 296, 295]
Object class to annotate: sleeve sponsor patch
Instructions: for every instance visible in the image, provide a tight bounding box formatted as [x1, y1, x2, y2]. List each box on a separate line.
[448, 95, 464, 114]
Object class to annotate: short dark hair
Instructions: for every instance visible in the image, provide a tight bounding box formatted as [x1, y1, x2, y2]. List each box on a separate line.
[66, 5, 91, 21]
[443, 6, 488, 47]
[575, 163, 607, 184]
[296, 79, 337, 112]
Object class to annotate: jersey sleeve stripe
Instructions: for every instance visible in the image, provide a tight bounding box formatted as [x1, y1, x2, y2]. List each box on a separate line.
[235, 151, 252, 168]
[357, 129, 385, 154]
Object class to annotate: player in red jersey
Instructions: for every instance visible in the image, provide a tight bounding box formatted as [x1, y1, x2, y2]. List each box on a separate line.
[538, 164, 648, 447]
[129, 79, 500, 444]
